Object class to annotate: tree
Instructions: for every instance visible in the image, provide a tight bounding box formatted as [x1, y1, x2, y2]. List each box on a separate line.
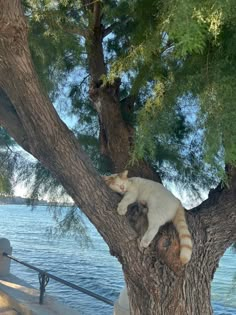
[0, 1, 235, 314]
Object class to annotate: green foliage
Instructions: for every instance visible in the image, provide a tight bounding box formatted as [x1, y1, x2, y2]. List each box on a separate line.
[103, 0, 236, 187]
[24, 0, 84, 96]
[164, 0, 236, 56]
[16, 159, 91, 243]
[0, 127, 90, 242]
[0, 175, 11, 195]
[0, 128, 16, 195]
[46, 207, 92, 247]
[9, 0, 235, 218]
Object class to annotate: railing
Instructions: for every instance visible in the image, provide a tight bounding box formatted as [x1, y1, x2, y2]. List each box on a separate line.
[2, 252, 114, 307]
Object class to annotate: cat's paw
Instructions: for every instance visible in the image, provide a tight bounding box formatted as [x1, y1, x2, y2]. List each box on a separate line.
[140, 238, 150, 249]
[117, 202, 127, 215]
[138, 241, 146, 253]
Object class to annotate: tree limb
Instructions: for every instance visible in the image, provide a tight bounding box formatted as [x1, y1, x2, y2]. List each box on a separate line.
[102, 17, 132, 38]
[93, 0, 101, 30]
[190, 175, 236, 263]
[102, 23, 116, 38]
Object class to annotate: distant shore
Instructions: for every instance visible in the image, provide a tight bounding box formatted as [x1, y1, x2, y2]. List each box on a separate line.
[0, 196, 73, 206]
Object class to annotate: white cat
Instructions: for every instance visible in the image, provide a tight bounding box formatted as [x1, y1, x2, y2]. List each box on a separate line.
[103, 170, 192, 264]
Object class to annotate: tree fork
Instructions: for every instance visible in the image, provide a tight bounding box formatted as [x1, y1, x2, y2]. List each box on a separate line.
[83, 2, 161, 180]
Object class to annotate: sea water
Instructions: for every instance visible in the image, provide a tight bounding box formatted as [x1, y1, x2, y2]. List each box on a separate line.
[0, 205, 235, 315]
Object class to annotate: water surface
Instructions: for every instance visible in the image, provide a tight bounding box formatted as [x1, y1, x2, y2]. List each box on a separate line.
[0, 205, 235, 314]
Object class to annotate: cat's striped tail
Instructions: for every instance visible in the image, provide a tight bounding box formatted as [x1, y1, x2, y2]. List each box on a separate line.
[173, 204, 192, 265]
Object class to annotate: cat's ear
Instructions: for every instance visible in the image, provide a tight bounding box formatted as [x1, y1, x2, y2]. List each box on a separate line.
[119, 170, 128, 179]
[102, 175, 110, 181]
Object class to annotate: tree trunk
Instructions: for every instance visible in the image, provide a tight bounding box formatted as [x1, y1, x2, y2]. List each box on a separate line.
[0, 2, 235, 315]
[83, 0, 161, 181]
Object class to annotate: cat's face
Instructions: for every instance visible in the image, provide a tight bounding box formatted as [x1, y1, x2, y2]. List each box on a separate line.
[103, 170, 129, 194]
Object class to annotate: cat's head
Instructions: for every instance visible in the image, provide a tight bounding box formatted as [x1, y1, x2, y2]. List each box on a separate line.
[102, 170, 129, 194]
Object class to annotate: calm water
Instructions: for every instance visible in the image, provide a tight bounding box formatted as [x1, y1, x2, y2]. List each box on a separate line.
[0, 205, 235, 315]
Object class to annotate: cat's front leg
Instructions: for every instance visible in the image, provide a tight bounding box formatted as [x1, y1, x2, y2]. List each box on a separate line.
[117, 201, 129, 215]
[117, 193, 137, 215]
[140, 223, 162, 249]
[117, 198, 133, 215]
[140, 228, 158, 248]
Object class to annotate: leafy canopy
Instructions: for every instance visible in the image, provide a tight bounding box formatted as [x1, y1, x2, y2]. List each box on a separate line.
[1, 0, 236, 231]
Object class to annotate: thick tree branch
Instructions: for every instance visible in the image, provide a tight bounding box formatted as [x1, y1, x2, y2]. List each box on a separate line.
[190, 177, 236, 263]
[102, 17, 132, 38]
[82, 3, 161, 180]
[85, 2, 106, 82]
[93, 0, 101, 29]
[102, 22, 117, 38]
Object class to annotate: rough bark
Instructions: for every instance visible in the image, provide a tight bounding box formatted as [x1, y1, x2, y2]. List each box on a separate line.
[0, 2, 235, 314]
